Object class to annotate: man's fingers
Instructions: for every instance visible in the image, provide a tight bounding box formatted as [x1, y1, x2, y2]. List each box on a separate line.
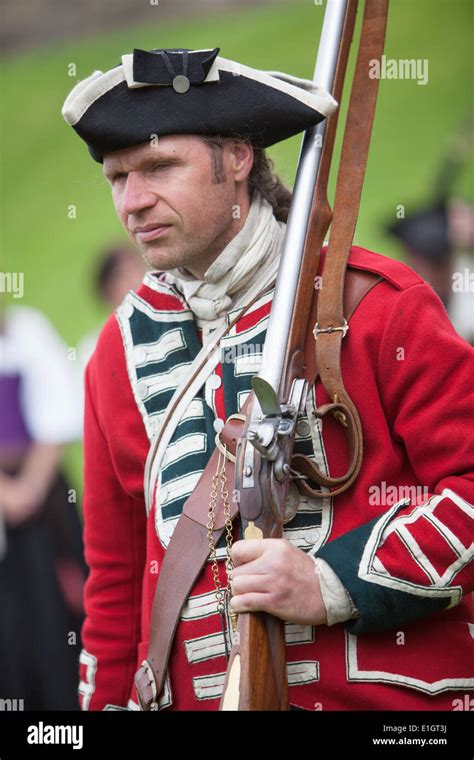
[230, 592, 271, 614]
[231, 573, 270, 597]
[230, 538, 266, 567]
[230, 557, 267, 578]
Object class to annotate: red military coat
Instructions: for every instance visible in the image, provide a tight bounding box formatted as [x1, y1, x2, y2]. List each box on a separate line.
[78, 247, 474, 711]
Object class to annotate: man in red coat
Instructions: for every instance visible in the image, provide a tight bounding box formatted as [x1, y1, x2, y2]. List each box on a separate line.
[62, 46, 474, 711]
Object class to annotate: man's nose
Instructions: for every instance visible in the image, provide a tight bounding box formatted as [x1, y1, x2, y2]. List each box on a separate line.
[120, 172, 156, 216]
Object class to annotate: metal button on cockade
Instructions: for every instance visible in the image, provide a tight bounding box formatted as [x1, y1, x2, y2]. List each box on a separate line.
[172, 74, 190, 93]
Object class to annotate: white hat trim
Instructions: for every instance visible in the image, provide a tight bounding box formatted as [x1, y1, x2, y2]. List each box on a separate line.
[62, 55, 338, 128]
[62, 66, 124, 126]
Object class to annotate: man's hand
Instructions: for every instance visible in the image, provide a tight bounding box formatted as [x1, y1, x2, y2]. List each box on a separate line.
[229, 538, 328, 626]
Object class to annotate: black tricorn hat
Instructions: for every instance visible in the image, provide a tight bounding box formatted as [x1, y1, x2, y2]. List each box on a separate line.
[387, 203, 452, 263]
[62, 46, 337, 162]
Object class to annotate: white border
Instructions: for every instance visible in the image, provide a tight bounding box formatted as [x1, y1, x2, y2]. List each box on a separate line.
[346, 631, 474, 694]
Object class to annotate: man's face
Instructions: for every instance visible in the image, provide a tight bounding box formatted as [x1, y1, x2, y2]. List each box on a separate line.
[103, 135, 253, 278]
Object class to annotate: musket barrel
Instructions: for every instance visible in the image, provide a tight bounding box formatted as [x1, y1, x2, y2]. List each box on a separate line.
[257, 0, 349, 398]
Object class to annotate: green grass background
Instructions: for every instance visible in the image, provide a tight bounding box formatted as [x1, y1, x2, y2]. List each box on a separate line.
[2, 0, 473, 498]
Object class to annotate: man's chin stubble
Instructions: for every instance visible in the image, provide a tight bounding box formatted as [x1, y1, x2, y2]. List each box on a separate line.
[135, 240, 201, 273]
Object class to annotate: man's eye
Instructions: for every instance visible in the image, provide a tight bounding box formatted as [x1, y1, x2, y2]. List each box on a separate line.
[112, 173, 127, 184]
[150, 163, 170, 172]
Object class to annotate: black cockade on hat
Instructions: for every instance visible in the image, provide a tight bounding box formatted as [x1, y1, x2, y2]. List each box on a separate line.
[133, 47, 220, 92]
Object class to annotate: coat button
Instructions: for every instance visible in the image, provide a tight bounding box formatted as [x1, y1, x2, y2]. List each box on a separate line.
[213, 418, 224, 433]
[134, 347, 147, 364]
[208, 374, 222, 390]
[138, 381, 149, 399]
[120, 302, 134, 319]
[296, 419, 311, 437]
[305, 528, 321, 544]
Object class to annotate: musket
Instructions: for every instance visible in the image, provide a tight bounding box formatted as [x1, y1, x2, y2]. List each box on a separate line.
[220, 0, 388, 710]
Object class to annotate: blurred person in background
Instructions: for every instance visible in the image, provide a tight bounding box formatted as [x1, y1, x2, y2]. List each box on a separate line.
[96, 243, 149, 311]
[76, 244, 148, 414]
[388, 199, 474, 346]
[0, 302, 87, 710]
[387, 118, 474, 345]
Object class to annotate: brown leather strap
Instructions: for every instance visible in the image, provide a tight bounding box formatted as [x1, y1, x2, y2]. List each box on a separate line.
[303, 0, 388, 498]
[292, 268, 383, 497]
[134, 267, 383, 710]
[135, 397, 251, 710]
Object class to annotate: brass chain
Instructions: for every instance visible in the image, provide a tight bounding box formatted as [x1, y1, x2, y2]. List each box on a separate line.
[206, 449, 226, 615]
[207, 442, 239, 656]
[219, 451, 239, 633]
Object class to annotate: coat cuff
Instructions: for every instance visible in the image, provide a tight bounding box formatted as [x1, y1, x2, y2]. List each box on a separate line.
[311, 557, 359, 625]
[314, 504, 452, 635]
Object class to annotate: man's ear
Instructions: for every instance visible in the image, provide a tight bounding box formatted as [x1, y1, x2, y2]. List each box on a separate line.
[231, 141, 254, 183]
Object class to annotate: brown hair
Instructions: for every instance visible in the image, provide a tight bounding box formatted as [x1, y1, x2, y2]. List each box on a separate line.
[201, 135, 293, 223]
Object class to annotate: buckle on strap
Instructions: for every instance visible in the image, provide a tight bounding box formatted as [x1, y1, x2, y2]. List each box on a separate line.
[313, 319, 349, 339]
[214, 412, 246, 464]
[136, 659, 159, 711]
